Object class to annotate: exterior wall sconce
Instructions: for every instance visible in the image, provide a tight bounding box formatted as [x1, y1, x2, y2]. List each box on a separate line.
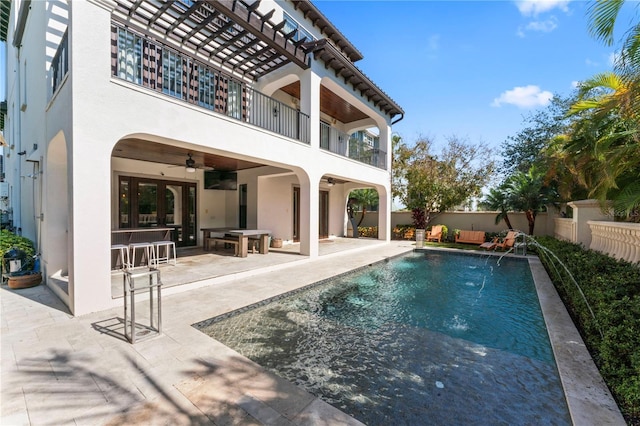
[327, 177, 335, 187]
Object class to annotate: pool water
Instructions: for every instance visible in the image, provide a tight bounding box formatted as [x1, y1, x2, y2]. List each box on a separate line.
[195, 252, 571, 425]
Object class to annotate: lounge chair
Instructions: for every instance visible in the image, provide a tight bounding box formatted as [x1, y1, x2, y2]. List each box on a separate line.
[426, 225, 443, 243]
[483, 231, 518, 251]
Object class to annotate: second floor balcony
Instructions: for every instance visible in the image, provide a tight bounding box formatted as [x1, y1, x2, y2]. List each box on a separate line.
[110, 24, 387, 169]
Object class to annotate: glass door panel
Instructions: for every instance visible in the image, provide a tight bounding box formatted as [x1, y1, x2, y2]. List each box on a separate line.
[117, 177, 197, 247]
[137, 182, 158, 227]
[166, 184, 183, 243]
[119, 178, 130, 228]
[239, 184, 247, 229]
[319, 190, 329, 239]
[293, 186, 300, 242]
[186, 185, 196, 245]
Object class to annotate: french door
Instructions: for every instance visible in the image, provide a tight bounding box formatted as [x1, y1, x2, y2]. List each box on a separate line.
[319, 190, 329, 239]
[292, 187, 329, 241]
[118, 176, 197, 247]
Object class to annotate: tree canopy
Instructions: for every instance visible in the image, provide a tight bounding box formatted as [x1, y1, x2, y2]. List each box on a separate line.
[550, 0, 640, 220]
[393, 135, 495, 228]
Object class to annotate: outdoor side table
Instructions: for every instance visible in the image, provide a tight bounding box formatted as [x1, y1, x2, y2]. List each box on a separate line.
[123, 268, 162, 344]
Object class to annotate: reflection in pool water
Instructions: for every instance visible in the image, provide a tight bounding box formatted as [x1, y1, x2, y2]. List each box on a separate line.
[195, 252, 571, 425]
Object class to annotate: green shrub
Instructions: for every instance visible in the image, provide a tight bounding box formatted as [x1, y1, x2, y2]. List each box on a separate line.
[392, 225, 415, 240]
[533, 236, 640, 424]
[358, 226, 378, 238]
[0, 230, 36, 272]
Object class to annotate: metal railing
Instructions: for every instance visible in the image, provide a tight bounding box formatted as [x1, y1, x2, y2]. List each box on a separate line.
[111, 24, 310, 144]
[110, 24, 394, 159]
[319, 122, 386, 169]
[246, 88, 309, 143]
[51, 30, 69, 95]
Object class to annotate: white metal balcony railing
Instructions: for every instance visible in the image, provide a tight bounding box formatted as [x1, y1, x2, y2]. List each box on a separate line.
[588, 220, 640, 264]
[111, 24, 387, 169]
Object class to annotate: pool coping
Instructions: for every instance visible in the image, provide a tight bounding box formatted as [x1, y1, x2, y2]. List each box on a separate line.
[527, 257, 626, 425]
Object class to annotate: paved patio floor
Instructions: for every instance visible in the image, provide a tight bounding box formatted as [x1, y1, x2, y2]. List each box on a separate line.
[1, 242, 626, 425]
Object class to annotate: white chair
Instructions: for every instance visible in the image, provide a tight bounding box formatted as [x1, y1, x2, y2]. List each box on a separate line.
[129, 242, 156, 268]
[153, 240, 176, 266]
[111, 244, 131, 271]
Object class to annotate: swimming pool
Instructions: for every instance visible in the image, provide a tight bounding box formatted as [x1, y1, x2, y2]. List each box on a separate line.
[195, 251, 571, 424]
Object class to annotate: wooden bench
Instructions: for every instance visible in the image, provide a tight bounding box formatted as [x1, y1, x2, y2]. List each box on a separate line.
[205, 237, 240, 256]
[455, 230, 486, 245]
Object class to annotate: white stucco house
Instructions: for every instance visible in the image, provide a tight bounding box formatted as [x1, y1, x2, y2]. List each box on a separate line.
[1, 0, 403, 315]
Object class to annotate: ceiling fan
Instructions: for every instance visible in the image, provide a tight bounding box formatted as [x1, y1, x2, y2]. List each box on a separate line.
[169, 153, 214, 173]
[185, 153, 197, 173]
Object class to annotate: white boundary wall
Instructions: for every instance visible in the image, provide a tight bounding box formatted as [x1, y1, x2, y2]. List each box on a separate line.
[360, 211, 555, 237]
[360, 200, 640, 265]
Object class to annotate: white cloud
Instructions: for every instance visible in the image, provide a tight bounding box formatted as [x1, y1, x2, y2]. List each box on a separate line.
[525, 18, 558, 32]
[491, 85, 553, 108]
[516, 0, 570, 17]
[585, 58, 600, 67]
[571, 81, 580, 89]
[517, 17, 558, 37]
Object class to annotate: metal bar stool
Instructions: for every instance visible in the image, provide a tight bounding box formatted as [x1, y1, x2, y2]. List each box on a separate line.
[111, 244, 131, 271]
[153, 240, 176, 266]
[129, 242, 156, 268]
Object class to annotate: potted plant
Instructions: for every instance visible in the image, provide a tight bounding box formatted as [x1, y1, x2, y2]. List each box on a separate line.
[0, 230, 41, 289]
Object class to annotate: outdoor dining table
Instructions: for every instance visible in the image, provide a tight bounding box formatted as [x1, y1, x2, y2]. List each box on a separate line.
[200, 228, 271, 258]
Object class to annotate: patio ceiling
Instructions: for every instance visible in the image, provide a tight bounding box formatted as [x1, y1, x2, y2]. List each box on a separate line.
[280, 82, 369, 124]
[113, 139, 263, 172]
[303, 39, 403, 119]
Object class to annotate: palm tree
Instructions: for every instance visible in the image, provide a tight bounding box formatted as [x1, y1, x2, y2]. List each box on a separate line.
[505, 166, 558, 235]
[480, 186, 514, 230]
[349, 189, 379, 227]
[557, 2, 640, 219]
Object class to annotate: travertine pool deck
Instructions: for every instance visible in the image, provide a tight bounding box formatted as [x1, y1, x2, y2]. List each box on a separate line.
[1, 242, 626, 425]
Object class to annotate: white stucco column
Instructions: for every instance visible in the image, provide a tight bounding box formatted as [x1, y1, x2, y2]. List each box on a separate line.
[377, 184, 391, 242]
[68, 0, 115, 315]
[299, 68, 321, 149]
[567, 199, 611, 248]
[378, 124, 392, 242]
[298, 172, 319, 258]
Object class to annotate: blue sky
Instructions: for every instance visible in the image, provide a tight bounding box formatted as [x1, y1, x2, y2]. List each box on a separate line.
[316, 0, 635, 153]
[1, 0, 633, 154]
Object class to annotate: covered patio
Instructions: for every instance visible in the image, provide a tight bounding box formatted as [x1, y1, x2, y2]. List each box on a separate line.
[110, 237, 386, 298]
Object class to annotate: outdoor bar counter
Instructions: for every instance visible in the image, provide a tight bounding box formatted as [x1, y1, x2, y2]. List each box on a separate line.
[111, 228, 174, 245]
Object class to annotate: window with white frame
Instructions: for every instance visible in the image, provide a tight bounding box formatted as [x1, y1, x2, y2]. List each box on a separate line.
[117, 28, 143, 84]
[162, 49, 183, 98]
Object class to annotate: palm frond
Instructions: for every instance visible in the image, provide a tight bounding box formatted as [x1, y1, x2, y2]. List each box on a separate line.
[613, 180, 640, 220]
[588, 0, 626, 45]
